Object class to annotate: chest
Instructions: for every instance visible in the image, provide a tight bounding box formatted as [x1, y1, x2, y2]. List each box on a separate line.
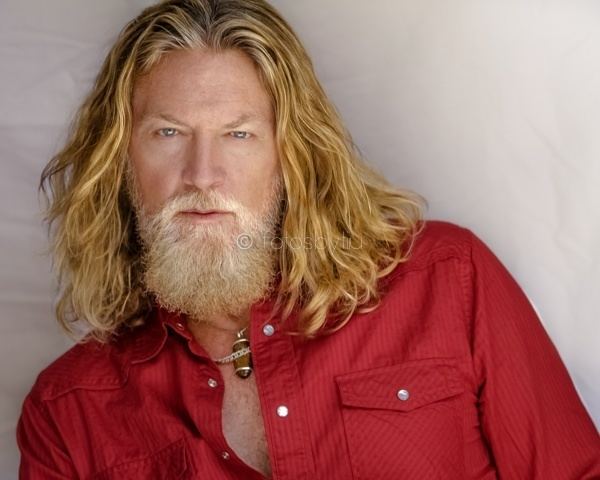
[220, 367, 271, 478]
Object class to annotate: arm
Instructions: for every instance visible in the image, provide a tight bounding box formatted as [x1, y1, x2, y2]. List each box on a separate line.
[17, 392, 78, 479]
[466, 230, 600, 478]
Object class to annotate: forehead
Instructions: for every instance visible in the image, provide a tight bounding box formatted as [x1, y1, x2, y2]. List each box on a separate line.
[131, 48, 272, 120]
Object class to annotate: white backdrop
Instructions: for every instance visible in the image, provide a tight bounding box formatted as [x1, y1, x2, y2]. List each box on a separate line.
[1, 0, 599, 477]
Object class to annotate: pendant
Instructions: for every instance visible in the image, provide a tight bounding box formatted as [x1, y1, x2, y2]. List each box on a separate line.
[233, 331, 252, 379]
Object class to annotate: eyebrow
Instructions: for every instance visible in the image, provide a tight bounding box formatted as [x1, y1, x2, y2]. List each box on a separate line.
[139, 113, 188, 127]
[139, 112, 262, 129]
[224, 113, 257, 129]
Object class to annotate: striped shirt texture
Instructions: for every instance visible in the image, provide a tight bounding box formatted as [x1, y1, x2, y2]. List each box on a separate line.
[17, 220, 600, 479]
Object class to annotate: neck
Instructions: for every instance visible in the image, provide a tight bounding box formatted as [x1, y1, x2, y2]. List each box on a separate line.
[186, 311, 250, 359]
[190, 313, 249, 333]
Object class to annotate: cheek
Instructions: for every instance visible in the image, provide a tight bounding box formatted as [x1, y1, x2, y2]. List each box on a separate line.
[239, 158, 281, 212]
[128, 139, 181, 213]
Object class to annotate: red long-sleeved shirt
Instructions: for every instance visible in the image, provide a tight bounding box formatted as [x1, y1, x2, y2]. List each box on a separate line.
[17, 220, 600, 479]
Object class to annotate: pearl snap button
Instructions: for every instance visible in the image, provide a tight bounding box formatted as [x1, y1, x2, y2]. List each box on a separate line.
[207, 378, 218, 388]
[276, 405, 289, 417]
[221, 451, 230, 460]
[263, 324, 275, 336]
[175, 322, 185, 330]
[397, 389, 410, 401]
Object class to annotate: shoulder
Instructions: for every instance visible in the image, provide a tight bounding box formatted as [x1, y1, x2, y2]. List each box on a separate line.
[27, 322, 152, 404]
[385, 218, 515, 291]
[413, 219, 473, 253]
[392, 219, 477, 277]
[375, 219, 477, 288]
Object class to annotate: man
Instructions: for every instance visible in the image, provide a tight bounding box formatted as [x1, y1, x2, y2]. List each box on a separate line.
[17, 0, 600, 478]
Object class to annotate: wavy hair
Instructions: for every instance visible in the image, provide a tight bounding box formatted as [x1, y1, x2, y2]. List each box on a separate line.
[41, 0, 426, 343]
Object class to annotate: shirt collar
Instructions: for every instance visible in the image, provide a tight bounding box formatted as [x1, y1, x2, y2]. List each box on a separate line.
[127, 292, 278, 366]
[127, 307, 172, 365]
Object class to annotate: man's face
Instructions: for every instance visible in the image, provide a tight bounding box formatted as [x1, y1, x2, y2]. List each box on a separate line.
[127, 48, 284, 321]
[128, 47, 281, 232]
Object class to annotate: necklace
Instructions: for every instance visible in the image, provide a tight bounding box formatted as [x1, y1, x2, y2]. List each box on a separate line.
[212, 327, 252, 379]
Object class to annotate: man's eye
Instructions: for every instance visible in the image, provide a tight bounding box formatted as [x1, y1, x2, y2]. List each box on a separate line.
[230, 131, 251, 139]
[157, 127, 178, 137]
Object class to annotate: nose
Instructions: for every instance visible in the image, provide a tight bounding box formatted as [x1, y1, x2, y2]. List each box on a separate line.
[181, 134, 225, 191]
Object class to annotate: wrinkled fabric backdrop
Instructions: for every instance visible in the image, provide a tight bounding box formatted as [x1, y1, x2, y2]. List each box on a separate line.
[1, 0, 599, 477]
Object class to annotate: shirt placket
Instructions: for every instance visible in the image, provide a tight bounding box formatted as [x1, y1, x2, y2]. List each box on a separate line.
[171, 319, 264, 479]
[194, 364, 267, 478]
[251, 306, 315, 480]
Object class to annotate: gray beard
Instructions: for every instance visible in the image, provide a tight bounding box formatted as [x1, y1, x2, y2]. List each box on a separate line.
[142, 220, 279, 321]
[131, 179, 284, 323]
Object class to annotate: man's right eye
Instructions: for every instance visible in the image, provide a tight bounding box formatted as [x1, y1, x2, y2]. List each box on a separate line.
[157, 127, 178, 137]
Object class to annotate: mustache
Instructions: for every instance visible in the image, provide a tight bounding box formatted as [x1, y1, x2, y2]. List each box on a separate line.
[158, 190, 244, 219]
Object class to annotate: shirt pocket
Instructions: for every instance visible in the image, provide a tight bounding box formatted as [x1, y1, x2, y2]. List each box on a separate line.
[335, 357, 466, 480]
[91, 437, 190, 480]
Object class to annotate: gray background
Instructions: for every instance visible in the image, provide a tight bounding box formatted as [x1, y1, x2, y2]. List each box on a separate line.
[1, 0, 599, 477]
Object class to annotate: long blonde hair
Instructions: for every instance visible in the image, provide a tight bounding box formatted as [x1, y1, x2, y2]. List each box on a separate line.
[41, 0, 426, 343]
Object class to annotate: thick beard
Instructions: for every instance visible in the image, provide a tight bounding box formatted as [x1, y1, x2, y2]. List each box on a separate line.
[129, 175, 284, 323]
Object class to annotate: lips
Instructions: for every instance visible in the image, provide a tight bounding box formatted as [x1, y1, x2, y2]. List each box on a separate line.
[180, 209, 228, 215]
[176, 209, 232, 223]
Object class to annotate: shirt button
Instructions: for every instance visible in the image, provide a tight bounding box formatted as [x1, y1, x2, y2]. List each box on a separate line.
[397, 389, 410, 401]
[221, 451, 230, 460]
[175, 321, 185, 330]
[207, 378, 218, 388]
[276, 405, 289, 417]
[263, 324, 275, 336]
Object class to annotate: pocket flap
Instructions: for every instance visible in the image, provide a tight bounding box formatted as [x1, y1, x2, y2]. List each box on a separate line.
[335, 357, 464, 412]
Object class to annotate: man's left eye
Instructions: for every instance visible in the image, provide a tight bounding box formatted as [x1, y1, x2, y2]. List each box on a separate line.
[230, 131, 251, 139]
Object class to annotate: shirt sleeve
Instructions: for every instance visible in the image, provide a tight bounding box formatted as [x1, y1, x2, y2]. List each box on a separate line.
[466, 229, 600, 478]
[16, 391, 78, 479]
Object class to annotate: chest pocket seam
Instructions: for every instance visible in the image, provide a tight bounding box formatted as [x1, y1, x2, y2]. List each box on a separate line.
[90, 436, 189, 480]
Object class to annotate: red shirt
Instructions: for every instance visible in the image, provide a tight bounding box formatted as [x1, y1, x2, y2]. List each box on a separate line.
[17, 220, 600, 479]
